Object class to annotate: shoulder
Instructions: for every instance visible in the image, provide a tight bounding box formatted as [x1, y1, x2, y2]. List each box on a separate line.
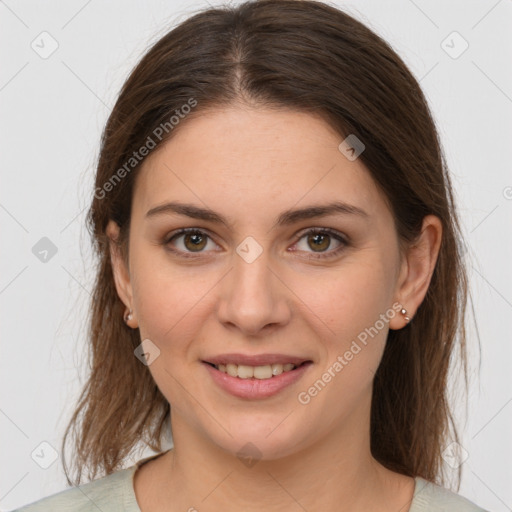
[410, 477, 489, 512]
[10, 450, 170, 512]
[9, 466, 139, 512]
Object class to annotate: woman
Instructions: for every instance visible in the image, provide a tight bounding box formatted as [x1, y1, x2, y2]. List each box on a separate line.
[13, 0, 488, 510]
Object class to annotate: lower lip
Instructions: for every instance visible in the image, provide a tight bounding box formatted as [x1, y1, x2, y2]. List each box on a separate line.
[202, 361, 313, 400]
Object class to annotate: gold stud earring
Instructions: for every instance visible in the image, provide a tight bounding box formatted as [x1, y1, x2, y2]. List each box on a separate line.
[124, 308, 133, 324]
[400, 307, 410, 324]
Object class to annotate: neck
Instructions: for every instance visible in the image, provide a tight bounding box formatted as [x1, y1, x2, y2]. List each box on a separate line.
[151, 399, 412, 512]
[172, 431, 379, 511]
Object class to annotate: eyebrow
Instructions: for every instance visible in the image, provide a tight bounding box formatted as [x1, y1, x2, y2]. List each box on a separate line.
[145, 200, 369, 229]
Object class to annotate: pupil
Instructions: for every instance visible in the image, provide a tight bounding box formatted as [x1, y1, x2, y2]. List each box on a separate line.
[310, 233, 329, 252]
[186, 233, 206, 251]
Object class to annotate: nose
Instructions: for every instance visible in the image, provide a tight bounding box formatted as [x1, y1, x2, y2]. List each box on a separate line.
[216, 244, 291, 337]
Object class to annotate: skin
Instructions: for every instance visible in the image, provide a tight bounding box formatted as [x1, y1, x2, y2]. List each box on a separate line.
[107, 105, 442, 512]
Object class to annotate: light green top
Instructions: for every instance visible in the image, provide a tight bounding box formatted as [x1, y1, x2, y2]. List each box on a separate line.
[11, 450, 489, 512]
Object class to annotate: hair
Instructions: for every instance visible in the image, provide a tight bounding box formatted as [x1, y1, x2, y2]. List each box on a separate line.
[62, 0, 471, 490]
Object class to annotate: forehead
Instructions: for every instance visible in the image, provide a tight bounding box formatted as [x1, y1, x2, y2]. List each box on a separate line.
[132, 107, 385, 222]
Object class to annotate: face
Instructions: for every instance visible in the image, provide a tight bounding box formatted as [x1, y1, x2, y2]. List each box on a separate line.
[109, 106, 414, 461]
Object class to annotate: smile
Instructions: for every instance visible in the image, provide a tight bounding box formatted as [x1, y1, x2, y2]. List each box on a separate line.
[201, 356, 313, 400]
[207, 362, 304, 379]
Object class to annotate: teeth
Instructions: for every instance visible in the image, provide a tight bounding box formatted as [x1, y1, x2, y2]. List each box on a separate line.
[237, 364, 255, 379]
[253, 365, 272, 379]
[271, 363, 283, 376]
[226, 364, 238, 377]
[214, 362, 298, 379]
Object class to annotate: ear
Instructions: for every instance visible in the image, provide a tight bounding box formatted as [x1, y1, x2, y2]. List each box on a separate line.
[106, 219, 137, 327]
[389, 214, 442, 330]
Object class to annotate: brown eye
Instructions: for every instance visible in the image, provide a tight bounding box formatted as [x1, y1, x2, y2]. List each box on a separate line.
[182, 232, 207, 252]
[292, 228, 348, 260]
[165, 228, 218, 256]
[307, 232, 331, 252]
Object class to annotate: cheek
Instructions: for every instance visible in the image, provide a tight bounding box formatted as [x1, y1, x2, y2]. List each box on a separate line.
[129, 259, 209, 411]
[296, 277, 392, 419]
[296, 257, 394, 380]
[130, 250, 210, 340]
[300, 257, 393, 332]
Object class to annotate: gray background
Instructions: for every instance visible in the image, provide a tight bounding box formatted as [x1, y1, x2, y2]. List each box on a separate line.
[1, 0, 511, 510]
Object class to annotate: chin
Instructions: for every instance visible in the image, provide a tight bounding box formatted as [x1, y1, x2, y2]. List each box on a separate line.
[206, 417, 313, 463]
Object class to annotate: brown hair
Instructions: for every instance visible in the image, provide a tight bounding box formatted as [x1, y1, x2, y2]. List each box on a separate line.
[62, 0, 470, 490]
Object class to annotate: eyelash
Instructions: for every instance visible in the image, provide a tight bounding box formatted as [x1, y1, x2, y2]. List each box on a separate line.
[162, 227, 348, 260]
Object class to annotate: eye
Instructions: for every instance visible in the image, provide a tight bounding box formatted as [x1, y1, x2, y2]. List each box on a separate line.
[291, 228, 348, 259]
[163, 227, 348, 260]
[164, 228, 219, 258]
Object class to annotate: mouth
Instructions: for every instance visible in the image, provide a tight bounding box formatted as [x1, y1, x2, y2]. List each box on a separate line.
[203, 360, 311, 379]
[201, 354, 313, 399]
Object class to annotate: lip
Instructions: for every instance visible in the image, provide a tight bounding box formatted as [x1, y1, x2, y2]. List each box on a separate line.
[202, 359, 313, 400]
[203, 353, 310, 366]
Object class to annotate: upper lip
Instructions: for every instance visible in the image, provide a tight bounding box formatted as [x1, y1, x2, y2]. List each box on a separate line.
[203, 353, 311, 366]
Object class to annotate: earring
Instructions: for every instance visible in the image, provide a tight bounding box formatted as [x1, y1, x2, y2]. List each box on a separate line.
[400, 307, 410, 324]
[124, 308, 133, 324]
